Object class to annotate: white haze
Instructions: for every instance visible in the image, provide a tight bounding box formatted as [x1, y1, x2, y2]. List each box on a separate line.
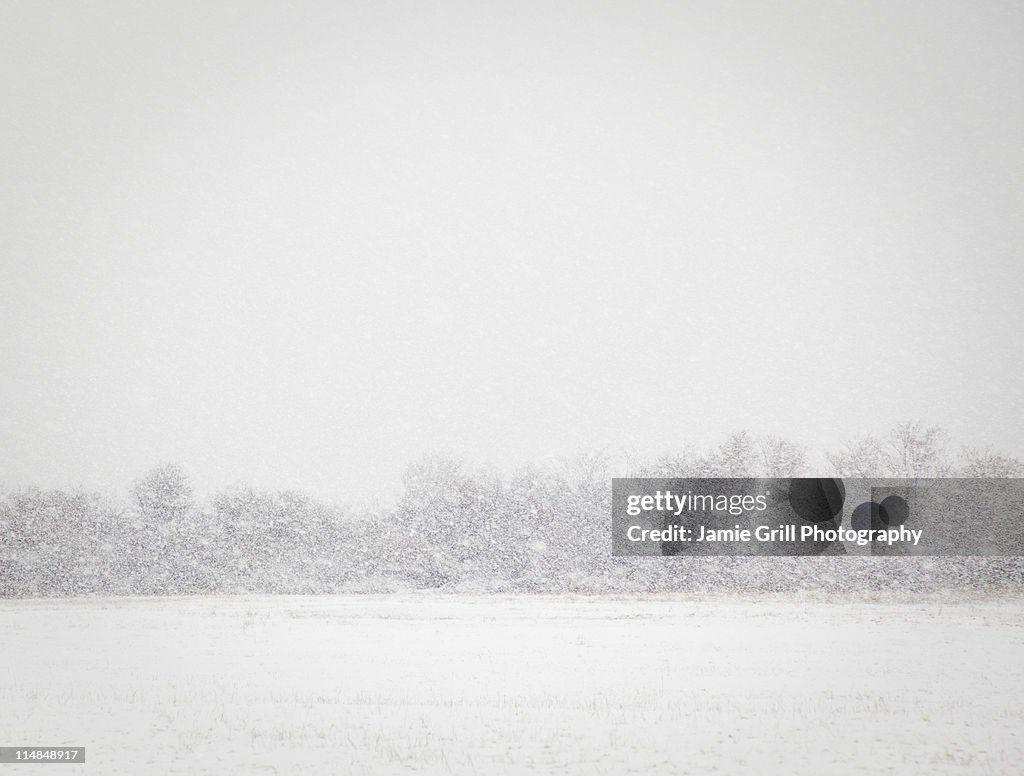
[2, 1, 1023, 501]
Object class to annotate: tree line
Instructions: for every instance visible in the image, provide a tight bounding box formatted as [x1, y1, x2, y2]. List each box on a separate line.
[1, 422, 1021, 597]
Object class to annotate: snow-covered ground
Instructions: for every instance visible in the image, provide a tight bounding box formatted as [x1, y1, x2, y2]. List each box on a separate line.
[1, 594, 1022, 775]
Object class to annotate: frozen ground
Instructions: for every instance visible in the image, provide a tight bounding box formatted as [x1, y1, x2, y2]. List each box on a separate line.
[0, 594, 1022, 775]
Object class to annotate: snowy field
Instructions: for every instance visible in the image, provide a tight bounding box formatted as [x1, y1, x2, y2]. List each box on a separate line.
[1, 594, 1022, 775]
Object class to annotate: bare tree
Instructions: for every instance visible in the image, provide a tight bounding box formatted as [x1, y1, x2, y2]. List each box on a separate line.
[886, 421, 952, 477]
[958, 447, 1024, 477]
[760, 436, 808, 477]
[691, 431, 758, 477]
[130, 463, 195, 523]
[827, 436, 892, 477]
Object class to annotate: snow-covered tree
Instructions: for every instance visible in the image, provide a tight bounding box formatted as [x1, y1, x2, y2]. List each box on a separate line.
[886, 421, 952, 478]
[958, 447, 1023, 478]
[827, 436, 891, 477]
[760, 436, 808, 477]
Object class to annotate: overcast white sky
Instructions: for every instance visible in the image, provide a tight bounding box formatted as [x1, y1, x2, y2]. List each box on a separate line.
[2, 1, 1023, 502]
